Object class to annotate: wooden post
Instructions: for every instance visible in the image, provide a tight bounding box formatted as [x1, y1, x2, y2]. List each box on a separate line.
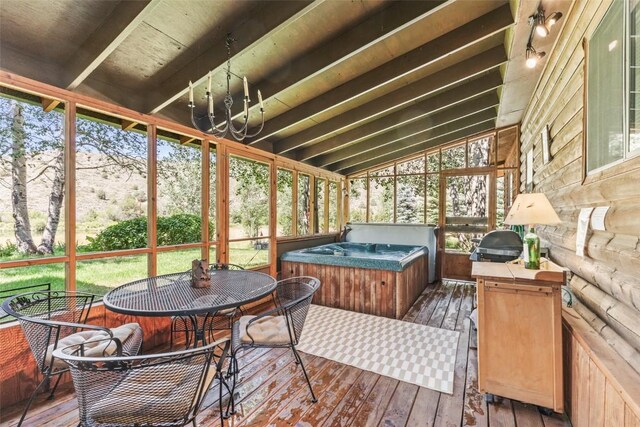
[365, 172, 370, 223]
[147, 124, 157, 277]
[324, 179, 330, 233]
[342, 179, 349, 227]
[216, 144, 228, 263]
[201, 139, 210, 261]
[269, 161, 277, 277]
[309, 174, 315, 234]
[292, 170, 298, 236]
[64, 102, 76, 291]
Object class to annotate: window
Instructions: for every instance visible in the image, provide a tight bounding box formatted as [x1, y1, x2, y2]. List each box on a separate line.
[328, 181, 339, 232]
[315, 177, 326, 233]
[76, 110, 148, 254]
[276, 169, 294, 237]
[441, 144, 466, 169]
[228, 155, 270, 268]
[396, 175, 425, 224]
[297, 173, 311, 235]
[348, 178, 367, 222]
[369, 175, 394, 223]
[156, 133, 202, 246]
[587, 0, 640, 172]
[0, 95, 65, 260]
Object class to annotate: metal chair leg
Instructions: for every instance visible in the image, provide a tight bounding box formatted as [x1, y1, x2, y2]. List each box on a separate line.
[47, 373, 63, 400]
[17, 375, 49, 426]
[292, 346, 317, 403]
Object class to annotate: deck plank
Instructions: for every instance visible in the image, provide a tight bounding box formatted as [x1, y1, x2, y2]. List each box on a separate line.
[2, 281, 573, 427]
[351, 376, 400, 427]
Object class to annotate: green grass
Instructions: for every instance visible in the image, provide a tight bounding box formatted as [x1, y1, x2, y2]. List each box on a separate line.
[0, 246, 270, 297]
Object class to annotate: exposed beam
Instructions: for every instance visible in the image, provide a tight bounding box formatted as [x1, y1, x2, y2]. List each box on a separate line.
[226, 0, 447, 127]
[145, 1, 318, 114]
[339, 121, 496, 175]
[63, 0, 161, 90]
[300, 73, 503, 163]
[41, 97, 60, 112]
[121, 119, 138, 131]
[180, 136, 196, 145]
[274, 45, 507, 154]
[251, 3, 513, 147]
[331, 111, 497, 172]
[312, 92, 499, 167]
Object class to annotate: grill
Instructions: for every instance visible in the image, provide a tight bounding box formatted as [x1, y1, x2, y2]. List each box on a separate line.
[470, 230, 522, 263]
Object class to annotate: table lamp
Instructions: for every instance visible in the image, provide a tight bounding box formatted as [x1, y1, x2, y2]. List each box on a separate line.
[503, 193, 561, 269]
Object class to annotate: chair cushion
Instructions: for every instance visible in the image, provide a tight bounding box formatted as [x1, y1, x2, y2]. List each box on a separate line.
[47, 323, 140, 370]
[88, 363, 214, 424]
[237, 315, 294, 345]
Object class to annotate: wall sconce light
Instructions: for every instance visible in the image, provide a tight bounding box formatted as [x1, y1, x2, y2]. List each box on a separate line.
[526, 44, 546, 69]
[525, 3, 562, 68]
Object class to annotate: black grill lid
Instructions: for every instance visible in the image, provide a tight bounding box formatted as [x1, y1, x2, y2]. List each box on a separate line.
[476, 229, 522, 250]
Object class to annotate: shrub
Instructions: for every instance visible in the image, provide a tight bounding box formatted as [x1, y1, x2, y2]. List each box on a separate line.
[97, 189, 106, 200]
[86, 214, 211, 251]
[0, 241, 17, 258]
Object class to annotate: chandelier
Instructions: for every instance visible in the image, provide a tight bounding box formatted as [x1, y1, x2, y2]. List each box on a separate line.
[188, 33, 264, 141]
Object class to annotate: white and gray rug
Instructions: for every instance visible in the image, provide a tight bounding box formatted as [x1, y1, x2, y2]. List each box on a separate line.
[297, 305, 460, 394]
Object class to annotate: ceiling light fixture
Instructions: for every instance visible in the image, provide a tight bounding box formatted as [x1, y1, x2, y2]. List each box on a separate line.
[525, 3, 562, 69]
[187, 33, 265, 142]
[526, 44, 546, 68]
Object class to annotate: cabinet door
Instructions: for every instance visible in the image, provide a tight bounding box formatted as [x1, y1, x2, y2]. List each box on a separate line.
[478, 280, 557, 409]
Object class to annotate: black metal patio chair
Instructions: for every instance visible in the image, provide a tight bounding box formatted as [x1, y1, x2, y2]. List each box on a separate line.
[53, 336, 231, 427]
[0, 282, 51, 323]
[170, 263, 245, 349]
[2, 290, 144, 426]
[228, 276, 321, 414]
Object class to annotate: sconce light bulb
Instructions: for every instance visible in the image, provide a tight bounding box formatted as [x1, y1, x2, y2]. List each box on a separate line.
[526, 57, 537, 68]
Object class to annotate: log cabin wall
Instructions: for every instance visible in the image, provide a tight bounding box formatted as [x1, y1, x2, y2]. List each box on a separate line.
[519, 0, 640, 422]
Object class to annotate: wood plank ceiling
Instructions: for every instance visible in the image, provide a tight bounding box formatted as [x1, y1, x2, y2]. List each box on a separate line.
[0, 0, 572, 176]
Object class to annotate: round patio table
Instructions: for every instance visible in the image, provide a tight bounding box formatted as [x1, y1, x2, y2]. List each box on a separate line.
[103, 269, 277, 347]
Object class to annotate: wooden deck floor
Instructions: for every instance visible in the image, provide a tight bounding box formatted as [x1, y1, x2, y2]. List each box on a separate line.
[1, 281, 570, 427]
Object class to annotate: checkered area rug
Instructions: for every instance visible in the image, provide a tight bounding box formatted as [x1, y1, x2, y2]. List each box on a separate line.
[296, 305, 460, 394]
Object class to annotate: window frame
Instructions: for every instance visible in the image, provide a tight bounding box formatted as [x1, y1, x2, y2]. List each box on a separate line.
[585, 0, 640, 176]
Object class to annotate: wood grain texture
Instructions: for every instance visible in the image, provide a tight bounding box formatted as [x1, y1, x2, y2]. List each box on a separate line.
[2, 281, 573, 427]
[281, 256, 427, 319]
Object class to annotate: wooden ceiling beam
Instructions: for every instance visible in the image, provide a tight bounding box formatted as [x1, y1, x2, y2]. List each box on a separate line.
[274, 44, 507, 154]
[225, 1, 447, 125]
[312, 92, 499, 168]
[340, 121, 497, 176]
[41, 97, 61, 113]
[250, 3, 513, 148]
[329, 109, 496, 171]
[63, 0, 162, 90]
[145, 1, 318, 114]
[299, 73, 502, 163]
[121, 119, 138, 131]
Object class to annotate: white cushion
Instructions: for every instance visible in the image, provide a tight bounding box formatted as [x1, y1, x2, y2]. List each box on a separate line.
[47, 323, 140, 370]
[238, 315, 294, 345]
[88, 363, 213, 424]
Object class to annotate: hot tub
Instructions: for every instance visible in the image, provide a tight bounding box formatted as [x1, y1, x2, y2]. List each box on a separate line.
[281, 242, 429, 319]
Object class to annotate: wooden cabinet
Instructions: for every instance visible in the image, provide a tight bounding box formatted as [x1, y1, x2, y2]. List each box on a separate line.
[472, 261, 565, 413]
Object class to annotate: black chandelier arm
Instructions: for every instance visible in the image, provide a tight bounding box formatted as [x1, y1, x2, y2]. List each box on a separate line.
[243, 111, 265, 139]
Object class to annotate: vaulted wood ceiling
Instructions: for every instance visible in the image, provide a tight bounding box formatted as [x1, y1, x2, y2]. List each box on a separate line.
[0, 0, 572, 175]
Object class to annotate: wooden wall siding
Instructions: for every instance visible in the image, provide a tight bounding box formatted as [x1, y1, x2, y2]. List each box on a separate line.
[0, 305, 172, 408]
[519, 0, 640, 377]
[562, 308, 640, 427]
[442, 252, 473, 281]
[281, 256, 427, 320]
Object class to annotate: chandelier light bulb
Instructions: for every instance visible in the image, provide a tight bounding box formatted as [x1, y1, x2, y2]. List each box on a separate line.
[526, 57, 538, 68]
[536, 22, 549, 37]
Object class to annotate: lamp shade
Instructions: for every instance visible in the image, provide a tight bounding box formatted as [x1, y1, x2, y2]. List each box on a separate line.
[504, 193, 561, 226]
